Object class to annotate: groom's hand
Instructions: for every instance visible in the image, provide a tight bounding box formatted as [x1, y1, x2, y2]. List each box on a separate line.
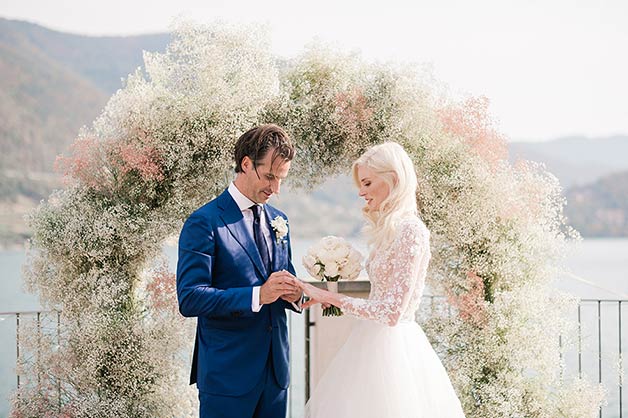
[280, 287, 302, 303]
[259, 271, 300, 305]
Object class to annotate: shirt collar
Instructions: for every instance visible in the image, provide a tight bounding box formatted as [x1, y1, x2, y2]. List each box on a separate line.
[228, 182, 259, 212]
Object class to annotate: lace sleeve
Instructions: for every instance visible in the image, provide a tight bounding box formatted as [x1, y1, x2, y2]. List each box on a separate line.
[338, 220, 426, 326]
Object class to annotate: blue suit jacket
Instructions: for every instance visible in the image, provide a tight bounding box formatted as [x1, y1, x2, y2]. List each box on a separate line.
[176, 189, 300, 396]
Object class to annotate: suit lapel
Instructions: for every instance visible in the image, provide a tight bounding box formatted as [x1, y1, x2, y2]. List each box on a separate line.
[217, 190, 268, 278]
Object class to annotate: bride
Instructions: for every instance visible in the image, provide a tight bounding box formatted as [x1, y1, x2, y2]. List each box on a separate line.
[298, 142, 466, 417]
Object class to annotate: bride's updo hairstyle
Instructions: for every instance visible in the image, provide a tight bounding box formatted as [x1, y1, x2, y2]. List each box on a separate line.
[352, 142, 418, 250]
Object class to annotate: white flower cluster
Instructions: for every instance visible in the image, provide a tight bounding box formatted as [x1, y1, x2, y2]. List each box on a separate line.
[270, 216, 288, 242]
[302, 236, 362, 281]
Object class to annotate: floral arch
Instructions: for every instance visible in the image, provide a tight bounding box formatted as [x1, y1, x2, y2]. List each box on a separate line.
[16, 23, 603, 417]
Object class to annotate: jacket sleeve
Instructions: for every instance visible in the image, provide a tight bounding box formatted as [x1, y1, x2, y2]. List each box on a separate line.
[176, 213, 254, 318]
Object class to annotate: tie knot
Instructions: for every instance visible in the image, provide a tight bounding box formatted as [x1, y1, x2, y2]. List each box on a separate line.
[250, 204, 262, 220]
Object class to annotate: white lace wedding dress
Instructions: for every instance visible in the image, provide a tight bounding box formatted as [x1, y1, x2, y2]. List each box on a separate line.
[304, 216, 466, 418]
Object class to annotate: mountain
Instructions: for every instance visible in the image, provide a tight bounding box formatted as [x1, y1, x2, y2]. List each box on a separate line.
[0, 19, 171, 94]
[508, 136, 628, 188]
[0, 25, 106, 176]
[0, 18, 170, 247]
[0, 18, 170, 179]
[565, 171, 628, 237]
[508, 137, 628, 236]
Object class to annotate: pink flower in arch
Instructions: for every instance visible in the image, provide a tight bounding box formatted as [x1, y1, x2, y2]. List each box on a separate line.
[447, 271, 488, 326]
[146, 266, 177, 312]
[438, 96, 508, 167]
[55, 134, 165, 190]
[114, 142, 165, 183]
[335, 88, 374, 138]
[54, 136, 114, 190]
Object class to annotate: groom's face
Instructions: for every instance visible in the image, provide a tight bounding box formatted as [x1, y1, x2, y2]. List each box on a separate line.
[239, 149, 291, 204]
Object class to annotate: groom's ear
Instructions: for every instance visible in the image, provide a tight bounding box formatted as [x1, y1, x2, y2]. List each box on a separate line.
[240, 156, 253, 173]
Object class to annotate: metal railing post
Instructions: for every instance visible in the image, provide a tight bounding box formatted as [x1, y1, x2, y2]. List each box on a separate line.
[16, 312, 20, 390]
[578, 303, 583, 378]
[619, 301, 623, 418]
[305, 308, 312, 401]
[37, 311, 41, 386]
[599, 300, 603, 418]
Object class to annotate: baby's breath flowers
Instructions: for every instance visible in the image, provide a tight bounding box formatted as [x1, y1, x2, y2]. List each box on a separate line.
[16, 22, 603, 418]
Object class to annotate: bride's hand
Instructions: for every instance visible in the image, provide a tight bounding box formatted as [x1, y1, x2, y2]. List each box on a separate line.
[298, 281, 335, 309]
[298, 280, 325, 300]
[302, 298, 332, 309]
[303, 298, 322, 309]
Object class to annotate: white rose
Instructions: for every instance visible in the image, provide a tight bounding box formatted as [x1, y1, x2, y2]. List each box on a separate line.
[331, 245, 350, 262]
[349, 248, 362, 264]
[346, 264, 361, 280]
[324, 260, 340, 278]
[321, 236, 340, 251]
[338, 263, 349, 278]
[270, 216, 288, 241]
[339, 260, 357, 280]
[317, 251, 336, 268]
[302, 254, 318, 277]
[345, 249, 363, 280]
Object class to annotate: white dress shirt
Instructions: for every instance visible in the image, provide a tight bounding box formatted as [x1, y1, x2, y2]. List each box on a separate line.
[227, 182, 300, 313]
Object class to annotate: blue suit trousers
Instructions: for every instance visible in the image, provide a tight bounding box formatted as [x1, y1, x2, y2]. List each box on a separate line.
[198, 352, 287, 418]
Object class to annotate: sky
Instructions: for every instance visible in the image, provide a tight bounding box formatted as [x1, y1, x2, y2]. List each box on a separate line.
[2, 0, 627, 142]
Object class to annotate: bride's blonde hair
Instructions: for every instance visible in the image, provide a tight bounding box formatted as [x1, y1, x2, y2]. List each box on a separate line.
[352, 142, 418, 250]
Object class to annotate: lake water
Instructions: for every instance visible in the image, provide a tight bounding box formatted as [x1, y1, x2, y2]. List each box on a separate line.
[1, 238, 627, 417]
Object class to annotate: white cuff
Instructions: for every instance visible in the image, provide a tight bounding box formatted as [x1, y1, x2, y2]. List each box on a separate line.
[252, 286, 263, 312]
[290, 294, 303, 312]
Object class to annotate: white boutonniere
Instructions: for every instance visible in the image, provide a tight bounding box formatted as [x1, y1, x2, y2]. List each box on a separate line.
[270, 216, 289, 243]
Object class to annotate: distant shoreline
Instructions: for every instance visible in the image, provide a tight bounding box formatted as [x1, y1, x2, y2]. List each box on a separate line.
[4, 232, 628, 252]
[0, 242, 28, 251]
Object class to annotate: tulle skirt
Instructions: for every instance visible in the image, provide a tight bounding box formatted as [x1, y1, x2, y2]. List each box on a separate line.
[304, 319, 466, 418]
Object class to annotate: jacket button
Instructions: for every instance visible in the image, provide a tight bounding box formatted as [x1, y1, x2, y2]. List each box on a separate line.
[267, 326, 273, 332]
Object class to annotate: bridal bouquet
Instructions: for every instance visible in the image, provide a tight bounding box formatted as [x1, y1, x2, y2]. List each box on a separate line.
[302, 236, 363, 316]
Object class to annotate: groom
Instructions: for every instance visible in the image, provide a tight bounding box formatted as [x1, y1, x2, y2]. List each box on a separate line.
[176, 124, 302, 418]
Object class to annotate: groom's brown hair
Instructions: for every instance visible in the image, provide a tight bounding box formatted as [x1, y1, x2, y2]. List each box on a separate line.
[234, 124, 295, 173]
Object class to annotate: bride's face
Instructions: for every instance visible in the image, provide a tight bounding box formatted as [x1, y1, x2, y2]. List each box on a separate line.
[357, 165, 390, 210]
